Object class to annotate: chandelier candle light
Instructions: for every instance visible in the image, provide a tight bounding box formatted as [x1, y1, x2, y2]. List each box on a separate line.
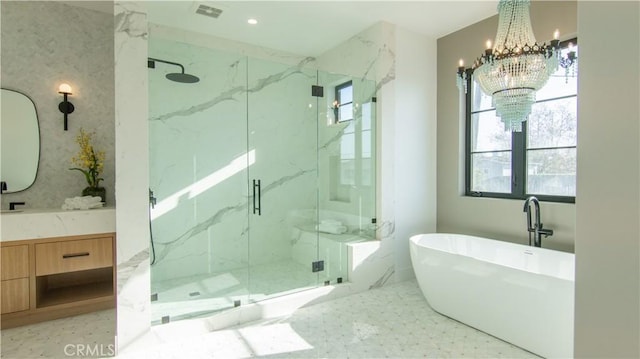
[457, 0, 576, 132]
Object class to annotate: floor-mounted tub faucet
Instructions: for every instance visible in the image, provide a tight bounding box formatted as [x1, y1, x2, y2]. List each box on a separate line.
[523, 196, 554, 247]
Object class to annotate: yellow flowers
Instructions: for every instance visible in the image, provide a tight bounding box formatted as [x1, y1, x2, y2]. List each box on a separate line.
[70, 128, 105, 188]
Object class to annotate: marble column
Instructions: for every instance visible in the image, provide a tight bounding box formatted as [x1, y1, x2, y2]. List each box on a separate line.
[114, 1, 150, 352]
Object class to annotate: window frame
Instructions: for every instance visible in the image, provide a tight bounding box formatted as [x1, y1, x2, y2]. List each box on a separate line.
[330, 82, 375, 202]
[464, 38, 577, 204]
[335, 80, 354, 123]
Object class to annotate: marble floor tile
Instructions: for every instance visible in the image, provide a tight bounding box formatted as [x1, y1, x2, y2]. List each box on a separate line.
[120, 279, 540, 359]
[1, 280, 540, 359]
[1, 309, 115, 359]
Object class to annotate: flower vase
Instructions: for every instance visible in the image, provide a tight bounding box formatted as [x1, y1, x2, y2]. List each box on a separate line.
[82, 186, 106, 203]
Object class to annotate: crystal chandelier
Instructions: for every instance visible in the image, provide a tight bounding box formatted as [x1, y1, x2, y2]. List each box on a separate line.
[456, 0, 576, 132]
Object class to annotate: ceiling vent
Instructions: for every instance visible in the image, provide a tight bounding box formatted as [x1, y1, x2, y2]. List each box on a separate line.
[195, 3, 223, 18]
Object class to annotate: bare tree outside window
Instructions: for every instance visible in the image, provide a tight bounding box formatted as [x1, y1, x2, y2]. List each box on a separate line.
[466, 40, 577, 202]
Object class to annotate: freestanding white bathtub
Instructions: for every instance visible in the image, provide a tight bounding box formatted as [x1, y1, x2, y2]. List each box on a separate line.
[410, 233, 574, 358]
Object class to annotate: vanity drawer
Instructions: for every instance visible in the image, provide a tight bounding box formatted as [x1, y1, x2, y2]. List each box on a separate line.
[35, 237, 113, 276]
[1, 278, 29, 313]
[1, 245, 29, 280]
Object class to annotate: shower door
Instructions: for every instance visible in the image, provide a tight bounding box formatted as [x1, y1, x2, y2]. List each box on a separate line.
[315, 71, 378, 282]
[149, 36, 376, 323]
[246, 59, 321, 301]
[149, 39, 251, 323]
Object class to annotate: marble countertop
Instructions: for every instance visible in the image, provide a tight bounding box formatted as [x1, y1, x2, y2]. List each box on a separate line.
[1, 207, 116, 242]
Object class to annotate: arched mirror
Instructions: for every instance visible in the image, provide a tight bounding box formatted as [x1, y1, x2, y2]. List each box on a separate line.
[1, 88, 40, 193]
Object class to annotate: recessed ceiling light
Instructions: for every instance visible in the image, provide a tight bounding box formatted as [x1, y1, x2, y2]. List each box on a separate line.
[247, 18, 258, 25]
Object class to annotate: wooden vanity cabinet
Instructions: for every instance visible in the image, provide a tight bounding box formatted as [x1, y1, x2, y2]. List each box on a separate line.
[1, 245, 30, 314]
[0, 233, 115, 329]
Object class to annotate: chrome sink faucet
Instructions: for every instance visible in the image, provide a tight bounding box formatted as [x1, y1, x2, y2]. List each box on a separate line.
[523, 196, 554, 247]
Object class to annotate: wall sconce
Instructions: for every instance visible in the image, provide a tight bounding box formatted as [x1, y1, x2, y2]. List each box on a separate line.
[58, 83, 74, 131]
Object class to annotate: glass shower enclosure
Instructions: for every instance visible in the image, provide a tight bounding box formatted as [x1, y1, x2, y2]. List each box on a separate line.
[148, 37, 376, 323]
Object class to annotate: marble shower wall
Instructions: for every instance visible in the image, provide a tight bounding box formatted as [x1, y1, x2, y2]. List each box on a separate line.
[245, 58, 319, 267]
[149, 38, 320, 282]
[149, 39, 249, 281]
[316, 22, 397, 285]
[114, 1, 150, 352]
[0, 1, 115, 209]
[316, 71, 377, 232]
[148, 21, 396, 288]
[115, 19, 402, 351]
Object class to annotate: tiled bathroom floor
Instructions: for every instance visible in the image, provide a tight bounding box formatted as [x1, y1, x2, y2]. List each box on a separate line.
[151, 259, 322, 323]
[1, 280, 539, 359]
[0, 308, 115, 359]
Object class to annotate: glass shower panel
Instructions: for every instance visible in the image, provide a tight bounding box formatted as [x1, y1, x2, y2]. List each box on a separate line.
[247, 58, 320, 302]
[149, 38, 250, 323]
[148, 38, 378, 324]
[317, 71, 377, 283]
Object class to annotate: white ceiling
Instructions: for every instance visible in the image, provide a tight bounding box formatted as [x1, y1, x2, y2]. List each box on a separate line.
[64, 1, 498, 57]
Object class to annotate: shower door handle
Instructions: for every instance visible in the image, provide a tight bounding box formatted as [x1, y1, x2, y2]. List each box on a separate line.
[253, 179, 261, 215]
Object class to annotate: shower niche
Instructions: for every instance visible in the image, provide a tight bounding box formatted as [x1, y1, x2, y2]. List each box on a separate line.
[148, 38, 376, 323]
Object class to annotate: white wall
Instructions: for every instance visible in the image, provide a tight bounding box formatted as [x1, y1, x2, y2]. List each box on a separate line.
[574, 2, 640, 357]
[436, 1, 577, 253]
[392, 27, 437, 280]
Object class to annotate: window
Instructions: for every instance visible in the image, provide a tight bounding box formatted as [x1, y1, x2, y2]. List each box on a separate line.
[335, 81, 353, 123]
[339, 102, 373, 186]
[330, 80, 375, 201]
[340, 121, 356, 185]
[465, 40, 577, 203]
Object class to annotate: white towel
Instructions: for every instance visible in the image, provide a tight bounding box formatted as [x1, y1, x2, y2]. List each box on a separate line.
[316, 223, 348, 234]
[61, 196, 104, 210]
[321, 219, 342, 226]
